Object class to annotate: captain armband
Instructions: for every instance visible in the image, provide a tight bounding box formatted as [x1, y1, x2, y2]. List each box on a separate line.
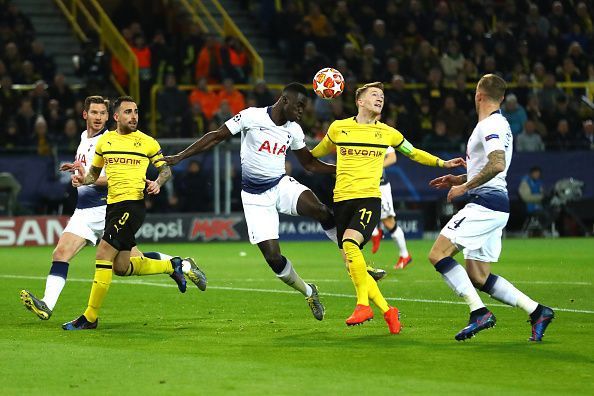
[398, 139, 414, 155]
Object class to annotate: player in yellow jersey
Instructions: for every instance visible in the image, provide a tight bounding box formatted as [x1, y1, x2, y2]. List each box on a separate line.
[61, 96, 206, 330]
[311, 82, 465, 333]
[19, 96, 203, 322]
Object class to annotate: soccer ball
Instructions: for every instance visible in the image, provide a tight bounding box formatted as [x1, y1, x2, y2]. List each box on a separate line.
[313, 67, 345, 99]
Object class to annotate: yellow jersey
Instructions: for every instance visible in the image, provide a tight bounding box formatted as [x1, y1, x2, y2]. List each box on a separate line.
[92, 130, 164, 204]
[311, 117, 444, 202]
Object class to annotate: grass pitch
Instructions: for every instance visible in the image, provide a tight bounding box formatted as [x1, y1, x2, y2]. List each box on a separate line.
[1, 238, 593, 395]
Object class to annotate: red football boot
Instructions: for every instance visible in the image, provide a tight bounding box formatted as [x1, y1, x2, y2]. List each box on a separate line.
[345, 304, 374, 326]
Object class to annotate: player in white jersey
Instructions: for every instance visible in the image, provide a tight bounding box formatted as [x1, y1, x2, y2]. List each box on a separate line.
[427, 74, 554, 342]
[159, 83, 338, 320]
[20, 96, 206, 321]
[370, 146, 412, 270]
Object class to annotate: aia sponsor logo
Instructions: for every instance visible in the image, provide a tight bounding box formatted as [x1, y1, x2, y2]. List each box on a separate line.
[189, 217, 242, 241]
[258, 140, 287, 156]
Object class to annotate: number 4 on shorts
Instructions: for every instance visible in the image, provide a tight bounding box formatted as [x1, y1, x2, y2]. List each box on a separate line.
[447, 217, 466, 230]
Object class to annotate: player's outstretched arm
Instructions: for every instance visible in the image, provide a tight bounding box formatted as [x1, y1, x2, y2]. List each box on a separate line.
[293, 148, 336, 174]
[395, 139, 466, 168]
[158, 125, 232, 166]
[429, 174, 467, 189]
[447, 150, 505, 202]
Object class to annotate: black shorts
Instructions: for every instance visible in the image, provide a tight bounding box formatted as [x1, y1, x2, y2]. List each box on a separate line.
[334, 197, 381, 249]
[102, 199, 145, 251]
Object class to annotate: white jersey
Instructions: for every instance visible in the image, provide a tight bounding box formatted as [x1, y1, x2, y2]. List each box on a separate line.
[74, 129, 107, 209]
[466, 111, 513, 212]
[225, 107, 306, 193]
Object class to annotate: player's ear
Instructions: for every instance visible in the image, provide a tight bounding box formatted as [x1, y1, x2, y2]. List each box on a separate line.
[82, 110, 88, 120]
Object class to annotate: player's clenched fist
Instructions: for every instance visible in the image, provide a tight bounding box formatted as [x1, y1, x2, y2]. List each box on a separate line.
[443, 157, 466, 168]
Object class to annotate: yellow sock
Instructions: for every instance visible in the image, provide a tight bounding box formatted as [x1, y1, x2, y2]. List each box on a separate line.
[367, 273, 390, 313]
[83, 260, 113, 322]
[128, 256, 173, 276]
[343, 239, 368, 306]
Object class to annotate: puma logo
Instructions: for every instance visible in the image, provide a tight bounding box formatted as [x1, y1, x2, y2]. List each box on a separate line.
[341, 130, 348, 135]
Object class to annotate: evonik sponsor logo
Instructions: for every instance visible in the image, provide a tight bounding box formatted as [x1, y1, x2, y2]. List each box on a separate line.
[339, 147, 383, 157]
[105, 157, 142, 165]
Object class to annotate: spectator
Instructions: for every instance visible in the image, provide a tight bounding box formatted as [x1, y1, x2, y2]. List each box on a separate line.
[19, 60, 39, 84]
[15, 98, 36, 139]
[222, 36, 250, 84]
[422, 119, 459, 151]
[188, 77, 220, 121]
[150, 30, 176, 85]
[181, 102, 206, 138]
[175, 160, 212, 212]
[195, 34, 223, 84]
[251, 79, 274, 107]
[501, 93, 528, 136]
[47, 73, 75, 110]
[214, 100, 233, 125]
[217, 78, 246, 116]
[33, 116, 51, 156]
[157, 73, 189, 137]
[57, 118, 79, 151]
[28, 40, 55, 82]
[299, 41, 328, 82]
[367, 19, 392, 61]
[577, 119, 594, 150]
[436, 95, 468, 141]
[440, 40, 465, 83]
[549, 119, 576, 151]
[516, 119, 545, 152]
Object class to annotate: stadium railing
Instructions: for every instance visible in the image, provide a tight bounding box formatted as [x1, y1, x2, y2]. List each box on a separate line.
[53, 0, 139, 100]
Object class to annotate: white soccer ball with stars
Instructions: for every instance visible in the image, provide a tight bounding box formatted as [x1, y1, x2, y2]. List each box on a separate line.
[313, 67, 345, 99]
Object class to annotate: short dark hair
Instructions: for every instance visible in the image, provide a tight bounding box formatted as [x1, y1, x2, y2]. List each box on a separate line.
[113, 96, 136, 113]
[355, 82, 384, 102]
[477, 74, 506, 103]
[530, 166, 541, 173]
[84, 95, 108, 112]
[282, 82, 307, 97]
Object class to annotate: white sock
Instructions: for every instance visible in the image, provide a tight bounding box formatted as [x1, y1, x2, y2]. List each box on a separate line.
[487, 275, 539, 314]
[372, 226, 380, 237]
[277, 258, 312, 297]
[158, 252, 173, 261]
[42, 275, 66, 311]
[323, 227, 337, 244]
[181, 259, 191, 274]
[436, 259, 485, 312]
[391, 226, 409, 257]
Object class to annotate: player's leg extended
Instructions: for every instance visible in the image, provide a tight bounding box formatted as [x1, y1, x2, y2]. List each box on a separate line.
[429, 235, 495, 340]
[257, 239, 324, 320]
[137, 249, 206, 291]
[119, 248, 187, 293]
[467, 259, 554, 341]
[20, 232, 86, 320]
[295, 189, 337, 244]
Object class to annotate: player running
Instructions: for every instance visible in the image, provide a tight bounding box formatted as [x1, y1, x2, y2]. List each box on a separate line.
[369, 146, 412, 269]
[58, 96, 206, 330]
[311, 82, 465, 333]
[19, 96, 206, 322]
[159, 83, 337, 321]
[428, 74, 554, 341]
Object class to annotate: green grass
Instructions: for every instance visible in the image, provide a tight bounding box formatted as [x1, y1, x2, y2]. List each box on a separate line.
[1, 239, 593, 395]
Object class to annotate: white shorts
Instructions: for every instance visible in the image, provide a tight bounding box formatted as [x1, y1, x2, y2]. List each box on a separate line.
[440, 203, 509, 262]
[380, 183, 396, 219]
[63, 206, 106, 246]
[241, 176, 309, 244]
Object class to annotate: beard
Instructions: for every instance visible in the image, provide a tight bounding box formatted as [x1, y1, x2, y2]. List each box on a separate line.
[119, 123, 137, 134]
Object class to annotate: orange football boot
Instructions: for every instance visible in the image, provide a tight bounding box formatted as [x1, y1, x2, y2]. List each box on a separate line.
[346, 304, 374, 326]
[394, 255, 413, 270]
[383, 306, 401, 334]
